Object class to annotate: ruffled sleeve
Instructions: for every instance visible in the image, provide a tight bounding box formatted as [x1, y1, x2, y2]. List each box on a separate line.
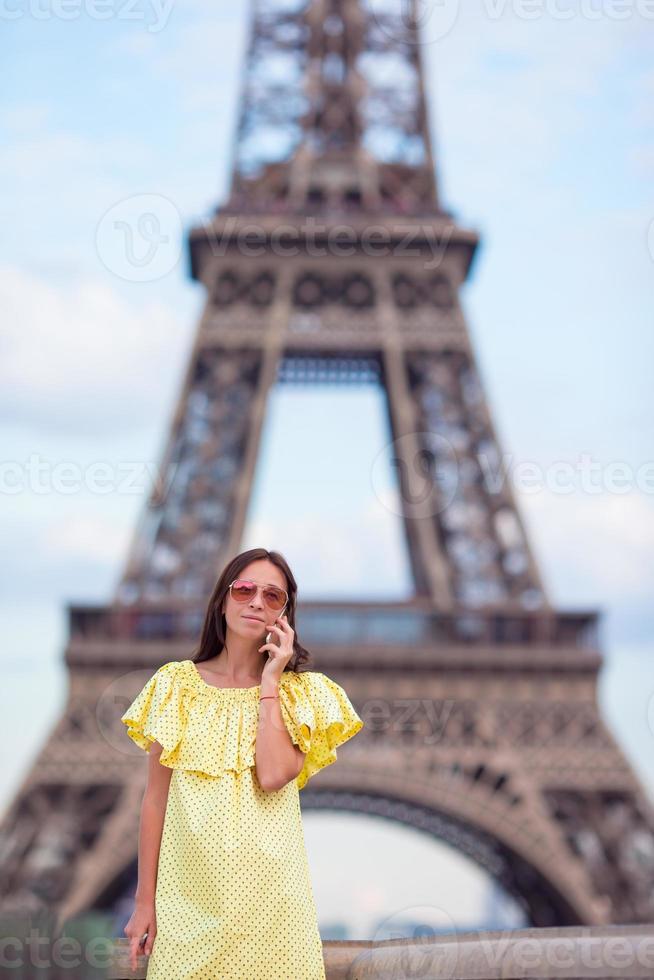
[121, 661, 189, 764]
[278, 671, 364, 790]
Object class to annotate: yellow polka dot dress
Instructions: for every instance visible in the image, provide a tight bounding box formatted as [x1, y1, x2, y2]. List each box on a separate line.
[120, 660, 364, 980]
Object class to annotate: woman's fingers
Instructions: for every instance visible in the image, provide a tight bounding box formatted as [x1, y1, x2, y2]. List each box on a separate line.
[268, 619, 294, 637]
[129, 936, 139, 971]
[128, 931, 153, 971]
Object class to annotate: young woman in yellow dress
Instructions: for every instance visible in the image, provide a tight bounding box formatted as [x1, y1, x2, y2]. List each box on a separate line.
[121, 546, 364, 979]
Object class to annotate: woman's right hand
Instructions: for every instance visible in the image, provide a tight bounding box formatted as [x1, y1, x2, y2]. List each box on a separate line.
[124, 901, 156, 973]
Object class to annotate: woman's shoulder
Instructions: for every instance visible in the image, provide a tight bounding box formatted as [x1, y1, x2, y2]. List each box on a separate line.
[134, 660, 197, 698]
[280, 668, 353, 702]
[280, 667, 325, 688]
[282, 666, 327, 680]
[156, 659, 184, 674]
[277, 668, 364, 790]
[156, 658, 203, 680]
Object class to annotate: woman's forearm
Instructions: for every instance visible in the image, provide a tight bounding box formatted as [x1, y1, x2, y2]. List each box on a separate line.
[255, 679, 304, 791]
[135, 784, 169, 903]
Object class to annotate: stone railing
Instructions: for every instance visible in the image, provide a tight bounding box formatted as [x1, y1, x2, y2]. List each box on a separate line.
[109, 924, 654, 979]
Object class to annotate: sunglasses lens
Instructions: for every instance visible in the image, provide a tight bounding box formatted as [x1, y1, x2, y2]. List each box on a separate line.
[263, 587, 286, 610]
[231, 580, 257, 601]
[231, 580, 287, 609]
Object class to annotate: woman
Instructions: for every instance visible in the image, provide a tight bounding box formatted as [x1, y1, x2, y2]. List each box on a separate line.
[120, 546, 364, 979]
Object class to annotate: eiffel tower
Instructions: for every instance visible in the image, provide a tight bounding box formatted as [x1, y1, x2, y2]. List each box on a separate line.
[1, 0, 653, 936]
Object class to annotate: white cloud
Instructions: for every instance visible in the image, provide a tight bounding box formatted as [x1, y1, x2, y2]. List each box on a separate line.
[0, 101, 52, 134]
[629, 143, 654, 178]
[521, 483, 654, 602]
[0, 128, 152, 183]
[43, 515, 131, 564]
[105, 6, 247, 113]
[425, 5, 647, 208]
[0, 264, 188, 433]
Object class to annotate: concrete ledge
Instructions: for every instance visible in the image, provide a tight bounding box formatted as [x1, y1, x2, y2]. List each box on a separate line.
[109, 924, 654, 979]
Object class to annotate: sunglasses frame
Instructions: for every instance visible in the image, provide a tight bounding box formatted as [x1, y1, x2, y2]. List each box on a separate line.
[227, 578, 289, 613]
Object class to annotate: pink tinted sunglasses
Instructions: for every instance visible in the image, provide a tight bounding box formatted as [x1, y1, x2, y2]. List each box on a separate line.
[228, 578, 288, 612]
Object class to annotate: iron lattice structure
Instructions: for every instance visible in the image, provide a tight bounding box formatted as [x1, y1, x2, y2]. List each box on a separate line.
[1, 0, 653, 933]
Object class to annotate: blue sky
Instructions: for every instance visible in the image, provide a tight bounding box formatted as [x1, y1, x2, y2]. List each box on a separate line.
[1, 0, 653, 935]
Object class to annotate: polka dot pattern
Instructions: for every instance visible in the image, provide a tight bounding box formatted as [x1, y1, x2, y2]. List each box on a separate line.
[120, 660, 364, 979]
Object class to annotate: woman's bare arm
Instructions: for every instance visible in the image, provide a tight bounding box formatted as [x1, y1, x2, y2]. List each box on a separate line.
[135, 741, 172, 901]
[255, 678, 305, 792]
[123, 741, 172, 971]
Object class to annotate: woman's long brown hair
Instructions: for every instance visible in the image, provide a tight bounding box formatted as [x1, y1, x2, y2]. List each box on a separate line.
[190, 547, 312, 674]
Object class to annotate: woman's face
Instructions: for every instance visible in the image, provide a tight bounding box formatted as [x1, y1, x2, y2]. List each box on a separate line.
[222, 559, 289, 639]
